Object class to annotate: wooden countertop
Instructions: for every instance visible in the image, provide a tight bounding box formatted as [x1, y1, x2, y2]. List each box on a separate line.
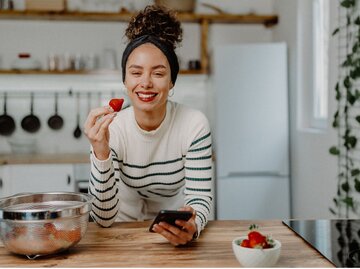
[0, 220, 334, 267]
[0, 153, 89, 165]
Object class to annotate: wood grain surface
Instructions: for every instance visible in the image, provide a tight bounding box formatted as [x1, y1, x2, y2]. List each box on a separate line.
[0, 153, 89, 165]
[0, 220, 334, 267]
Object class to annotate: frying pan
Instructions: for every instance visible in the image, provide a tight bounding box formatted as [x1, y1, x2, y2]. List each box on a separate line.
[21, 93, 41, 133]
[0, 92, 16, 136]
[47, 92, 64, 130]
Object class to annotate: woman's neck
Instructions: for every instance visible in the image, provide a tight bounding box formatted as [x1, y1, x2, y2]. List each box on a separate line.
[134, 104, 167, 131]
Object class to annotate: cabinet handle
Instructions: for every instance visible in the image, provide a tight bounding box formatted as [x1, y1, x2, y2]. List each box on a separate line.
[0, 178, 2, 188]
[67, 175, 71, 185]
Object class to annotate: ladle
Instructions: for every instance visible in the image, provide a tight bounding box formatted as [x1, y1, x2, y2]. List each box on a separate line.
[73, 92, 82, 139]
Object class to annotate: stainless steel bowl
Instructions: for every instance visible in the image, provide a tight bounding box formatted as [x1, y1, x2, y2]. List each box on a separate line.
[0, 192, 94, 259]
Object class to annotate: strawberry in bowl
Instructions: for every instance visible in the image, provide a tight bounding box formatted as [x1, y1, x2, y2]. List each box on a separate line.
[232, 224, 281, 267]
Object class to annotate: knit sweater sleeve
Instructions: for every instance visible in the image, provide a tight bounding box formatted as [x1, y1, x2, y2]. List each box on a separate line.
[89, 127, 121, 227]
[183, 110, 213, 238]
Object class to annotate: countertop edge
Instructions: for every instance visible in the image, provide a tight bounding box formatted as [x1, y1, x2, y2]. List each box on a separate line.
[0, 153, 90, 165]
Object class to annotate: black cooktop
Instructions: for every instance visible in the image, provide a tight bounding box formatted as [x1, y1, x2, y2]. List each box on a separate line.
[283, 219, 360, 267]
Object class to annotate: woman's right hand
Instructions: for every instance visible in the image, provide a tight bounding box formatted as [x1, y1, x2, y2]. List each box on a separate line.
[84, 106, 117, 160]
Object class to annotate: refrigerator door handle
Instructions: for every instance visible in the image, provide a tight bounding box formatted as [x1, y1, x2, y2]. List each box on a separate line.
[227, 171, 288, 178]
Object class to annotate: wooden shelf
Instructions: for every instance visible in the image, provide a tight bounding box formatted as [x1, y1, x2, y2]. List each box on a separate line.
[0, 69, 206, 75]
[0, 10, 278, 75]
[0, 10, 278, 26]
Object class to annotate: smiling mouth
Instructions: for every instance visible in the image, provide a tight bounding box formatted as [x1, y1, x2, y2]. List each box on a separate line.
[136, 92, 158, 102]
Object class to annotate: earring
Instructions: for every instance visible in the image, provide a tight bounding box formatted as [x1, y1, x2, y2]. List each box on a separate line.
[168, 88, 174, 97]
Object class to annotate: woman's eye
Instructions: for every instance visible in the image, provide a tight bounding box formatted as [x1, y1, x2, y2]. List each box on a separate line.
[131, 72, 141, 76]
[154, 72, 164, 77]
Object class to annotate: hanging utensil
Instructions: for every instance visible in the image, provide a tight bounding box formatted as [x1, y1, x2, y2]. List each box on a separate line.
[73, 92, 82, 139]
[21, 92, 41, 133]
[47, 92, 64, 130]
[0, 92, 16, 136]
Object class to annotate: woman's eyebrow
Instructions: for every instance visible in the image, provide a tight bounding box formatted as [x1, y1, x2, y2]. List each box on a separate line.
[128, 64, 167, 70]
[128, 64, 143, 69]
[152, 65, 166, 70]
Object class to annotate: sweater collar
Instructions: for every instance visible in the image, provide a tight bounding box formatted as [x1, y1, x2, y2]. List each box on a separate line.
[132, 101, 172, 137]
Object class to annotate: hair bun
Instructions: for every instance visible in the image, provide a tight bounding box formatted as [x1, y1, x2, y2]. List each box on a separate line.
[125, 5, 183, 49]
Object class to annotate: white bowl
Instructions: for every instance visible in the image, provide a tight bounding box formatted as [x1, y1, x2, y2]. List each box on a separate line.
[232, 236, 281, 267]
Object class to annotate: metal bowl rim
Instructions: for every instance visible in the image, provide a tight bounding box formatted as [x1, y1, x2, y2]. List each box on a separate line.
[0, 192, 94, 221]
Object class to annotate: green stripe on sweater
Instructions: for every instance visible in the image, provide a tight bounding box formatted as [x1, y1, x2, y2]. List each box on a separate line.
[186, 187, 211, 192]
[89, 188, 118, 202]
[119, 176, 185, 189]
[187, 197, 211, 206]
[186, 155, 212, 161]
[92, 199, 119, 212]
[188, 144, 212, 152]
[190, 132, 211, 146]
[90, 179, 116, 193]
[188, 202, 210, 213]
[91, 209, 118, 221]
[113, 156, 184, 169]
[91, 171, 114, 184]
[120, 166, 184, 180]
[185, 166, 212, 171]
[185, 177, 211, 181]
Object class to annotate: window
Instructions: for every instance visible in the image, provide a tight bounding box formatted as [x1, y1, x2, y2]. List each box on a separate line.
[312, 0, 329, 128]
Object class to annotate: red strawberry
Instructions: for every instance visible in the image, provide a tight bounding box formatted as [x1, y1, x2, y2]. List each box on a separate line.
[109, 98, 124, 112]
[240, 239, 251, 248]
[248, 231, 267, 248]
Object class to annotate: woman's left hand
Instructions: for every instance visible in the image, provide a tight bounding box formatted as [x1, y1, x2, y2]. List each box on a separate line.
[152, 206, 197, 246]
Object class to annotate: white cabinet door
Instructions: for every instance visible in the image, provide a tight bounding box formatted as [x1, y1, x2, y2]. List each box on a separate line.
[7, 164, 75, 195]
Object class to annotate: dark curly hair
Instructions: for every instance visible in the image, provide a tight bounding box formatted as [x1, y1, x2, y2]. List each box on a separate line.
[125, 5, 183, 50]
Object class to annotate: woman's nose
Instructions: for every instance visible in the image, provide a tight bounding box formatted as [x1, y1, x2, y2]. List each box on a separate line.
[140, 75, 153, 89]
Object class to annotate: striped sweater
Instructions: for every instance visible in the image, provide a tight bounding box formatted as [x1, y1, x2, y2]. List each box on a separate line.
[89, 101, 213, 236]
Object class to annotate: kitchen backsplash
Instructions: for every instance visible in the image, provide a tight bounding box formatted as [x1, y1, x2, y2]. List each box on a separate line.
[0, 75, 210, 154]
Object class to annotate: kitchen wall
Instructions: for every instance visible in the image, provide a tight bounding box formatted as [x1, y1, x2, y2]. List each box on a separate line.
[273, 0, 338, 219]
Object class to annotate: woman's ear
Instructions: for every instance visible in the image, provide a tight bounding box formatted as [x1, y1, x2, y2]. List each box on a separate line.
[170, 82, 174, 89]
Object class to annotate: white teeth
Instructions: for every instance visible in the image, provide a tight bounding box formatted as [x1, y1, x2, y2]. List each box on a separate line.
[138, 93, 156, 98]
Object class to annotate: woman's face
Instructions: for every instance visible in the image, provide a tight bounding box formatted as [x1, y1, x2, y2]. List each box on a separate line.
[124, 43, 173, 113]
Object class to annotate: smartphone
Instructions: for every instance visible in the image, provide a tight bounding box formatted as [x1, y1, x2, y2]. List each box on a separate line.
[149, 210, 193, 232]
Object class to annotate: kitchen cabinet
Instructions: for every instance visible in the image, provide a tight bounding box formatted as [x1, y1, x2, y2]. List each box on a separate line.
[0, 10, 278, 74]
[5, 164, 75, 195]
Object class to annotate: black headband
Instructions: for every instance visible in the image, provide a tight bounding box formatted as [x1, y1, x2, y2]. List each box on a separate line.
[121, 35, 179, 85]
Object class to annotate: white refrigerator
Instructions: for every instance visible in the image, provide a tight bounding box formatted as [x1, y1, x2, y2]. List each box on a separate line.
[213, 43, 290, 220]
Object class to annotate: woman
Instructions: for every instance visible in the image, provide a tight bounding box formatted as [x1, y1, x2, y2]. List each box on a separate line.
[84, 5, 213, 246]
